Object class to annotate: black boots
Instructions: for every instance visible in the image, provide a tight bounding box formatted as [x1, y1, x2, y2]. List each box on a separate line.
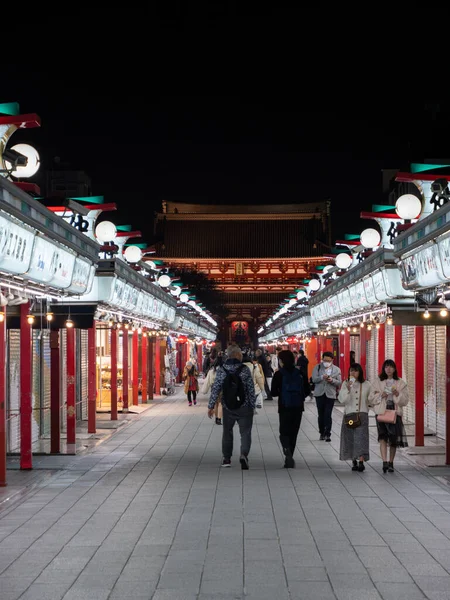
[388, 462, 394, 472]
[352, 459, 365, 472]
[283, 448, 295, 469]
[382, 461, 389, 473]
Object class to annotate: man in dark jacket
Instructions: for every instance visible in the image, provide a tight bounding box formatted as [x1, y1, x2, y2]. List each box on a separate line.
[296, 349, 311, 398]
[208, 345, 256, 469]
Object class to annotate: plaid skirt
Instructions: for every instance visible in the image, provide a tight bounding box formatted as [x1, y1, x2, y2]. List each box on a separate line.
[339, 412, 370, 462]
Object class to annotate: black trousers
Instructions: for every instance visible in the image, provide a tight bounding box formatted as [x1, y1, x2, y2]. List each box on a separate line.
[187, 391, 197, 403]
[315, 394, 335, 436]
[279, 408, 303, 455]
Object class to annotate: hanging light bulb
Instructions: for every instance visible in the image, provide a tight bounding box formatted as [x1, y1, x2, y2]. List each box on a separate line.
[137, 327, 142, 334]
[27, 314, 35, 325]
[336, 328, 340, 333]
[387, 316, 393, 326]
[360, 322, 364, 328]
[367, 324, 372, 330]
[0, 312, 4, 323]
[124, 322, 130, 329]
[340, 330, 345, 335]
[108, 319, 114, 328]
[347, 326, 351, 332]
[65, 318, 74, 328]
[376, 323, 381, 329]
[352, 327, 357, 333]
[116, 322, 122, 329]
[423, 309, 430, 319]
[440, 308, 448, 317]
[46, 312, 54, 322]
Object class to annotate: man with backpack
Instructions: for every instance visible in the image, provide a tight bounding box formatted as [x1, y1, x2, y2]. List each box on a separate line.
[207, 345, 256, 469]
[271, 350, 305, 469]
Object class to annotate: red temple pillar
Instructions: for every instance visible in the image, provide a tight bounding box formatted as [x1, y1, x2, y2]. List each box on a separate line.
[50, 330, 60, 453]
[446, 326, 450, 465]
[148, 336, 154, 400]
[111, 328, 118, 420]
[342, 329, 350, 378]
[378, 323, 386, 375]
[197, 343, 203, 374]
[66, 326, 76, 450]
[155, 337, 161, 397]
[132, 330, 139, 405]
[415, 326, 424, 447]
[122, 329, 129, 412]
[20, 303, 32, 470]
[0, 307, 6, 486]
[142, 334, 148, 403]
[394, 325, 403, 377]
[360, 325, 367, 378]
[88, 325, 96, 434]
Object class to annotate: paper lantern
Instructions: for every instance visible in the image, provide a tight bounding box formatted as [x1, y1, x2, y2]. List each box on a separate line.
[296, 290, 307, 300]
[124, 245, 142, 263]
[6, 144, 40, 178]
[180, 293, 189, 303]
[335, 253, 352, 269]
[95, 221, 117, 243]
[360, 228, 381, 249]
[308, 279, 321, 291]
[395, 194, 422, 220]
[157, 274, 171, 287]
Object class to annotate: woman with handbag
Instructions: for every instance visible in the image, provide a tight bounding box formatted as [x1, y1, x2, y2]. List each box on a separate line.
[183, 361, 199, 406]
[338, 363, 373, 472]
[370, 359, 409, 473]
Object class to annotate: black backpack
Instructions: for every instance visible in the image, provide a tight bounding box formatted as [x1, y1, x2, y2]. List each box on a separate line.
[280, 367, 304, 408]
[222, 365, 246, 410]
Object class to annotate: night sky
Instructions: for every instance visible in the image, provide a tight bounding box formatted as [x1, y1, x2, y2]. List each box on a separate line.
[3, 56, 450, 250]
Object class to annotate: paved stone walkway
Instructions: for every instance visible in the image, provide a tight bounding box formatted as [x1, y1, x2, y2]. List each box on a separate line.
[1, 385, 450, 600]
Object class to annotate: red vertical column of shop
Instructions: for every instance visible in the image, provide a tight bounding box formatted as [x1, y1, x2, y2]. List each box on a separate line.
[415, 326, 425, 447]
[154, 337, 161, 397]
[87, 326, 96, 434]
[66, 326, 76, 448]
[360, 326, 367, 378]
[148, 336, 154, 400]
[378, 323, 386, 374]
[197, 343, 203, 373]
[20, 303, 32, 470]
[316, 335, 321, 363]
[110, 328, 118, 420]
[0, 308, 6, 486]
[122, 329, 129, 412]
[50, 331, 60, 453]
[132, 330, 139, 405]
[394, 326, 403, 377]
[142, 334, 148, 403]
[176, 342, 182, 382]
[343, 329, 350, 378]
[446, 326, 450, 465]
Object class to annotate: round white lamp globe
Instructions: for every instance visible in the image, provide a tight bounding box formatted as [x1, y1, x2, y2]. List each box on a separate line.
[296, 290, 307, 300]
[335, 253, 352, 269]
[288, 298, 297, 306]
[360, 228, 381, 249]
[179, 293, 189, 303]
[95, 221, 117, 243]
[395, 194, 422, 220]
[170, 286, 182, 296]
[6, 144, 40, 178]
[124, 245, 142, 263]
[308, 279, 321, 292]
[157, 274, 171, 287]
[188, 300, 196, 307]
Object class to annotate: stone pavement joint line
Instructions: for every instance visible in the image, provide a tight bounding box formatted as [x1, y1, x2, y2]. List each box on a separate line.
[0, 385, 450, 600]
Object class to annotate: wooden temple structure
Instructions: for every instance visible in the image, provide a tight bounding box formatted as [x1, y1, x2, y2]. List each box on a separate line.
[153, 200, 332, 346]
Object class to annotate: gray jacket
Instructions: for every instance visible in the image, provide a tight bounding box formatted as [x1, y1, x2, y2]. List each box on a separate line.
[312, 363, 342, 399]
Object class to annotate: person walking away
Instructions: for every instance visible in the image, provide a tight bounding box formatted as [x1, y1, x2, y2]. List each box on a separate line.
[271, 346, 282, 374]
[338, 363, 373, 472]
[207, 346, 256, 469]
[183, 361, 199, 406]
[265, 354, 274, 395]
[201, 354, 224, 424]
[271, 350, 305, 468]
[255, 348, 272, 401]
[312, 351, 342, 442]
[369, 359, 409, 473]
[242, 353, 265, 409]
[296, 349, 311, 399]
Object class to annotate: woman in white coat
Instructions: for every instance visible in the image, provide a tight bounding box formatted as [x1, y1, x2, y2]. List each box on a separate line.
[369, 359, 409, 473]
[201, 354, 224, 424]
[338, 363, 373, 472]
[242, 353, 265, 410]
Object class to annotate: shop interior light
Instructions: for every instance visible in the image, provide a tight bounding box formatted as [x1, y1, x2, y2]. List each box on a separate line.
[108, 319, 114, 327]
[116, 322, 122, 329]
[124, 322, 130, 329]
[360, 322, 364, 328]
[347, 326, 351, 332]
[46, 312, 54, 322]
[340, 330, 345, 335]
[376, 323, 380, 329]
[27, 314, 35, 325]
[352, 327, 357, 332]
[65, 318, 74, 328]
[0, 312, 4, 323]
[440, 308, 448, 317]
[423, 309, 430, 319]
[137, 327, 142, 334]
[387, 316, 393, 325]
[367, 324, 372, 330]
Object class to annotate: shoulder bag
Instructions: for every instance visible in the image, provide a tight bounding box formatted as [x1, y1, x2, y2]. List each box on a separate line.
[344, 383, 361, 429]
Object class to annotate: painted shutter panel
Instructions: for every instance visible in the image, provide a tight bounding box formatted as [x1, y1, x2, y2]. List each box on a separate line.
[424, 326, 437, 434]
[402, 326, 416, 425]
[436, 326, 446, 440]
[7, 330, 21, 452]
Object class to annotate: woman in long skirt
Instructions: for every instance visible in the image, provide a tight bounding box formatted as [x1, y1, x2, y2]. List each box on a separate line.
[338, 363, 373, 472]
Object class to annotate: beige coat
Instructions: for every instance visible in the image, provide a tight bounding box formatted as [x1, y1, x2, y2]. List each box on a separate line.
[338, 379, 373, 414]
[182, 367, 199, 394]
[369, 377, 409, 417]
[243, 361, 264, 395]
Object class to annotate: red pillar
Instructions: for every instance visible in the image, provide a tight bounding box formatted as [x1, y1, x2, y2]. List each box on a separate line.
[378, 323, 386, 375]
[20, 303, 32, 469]
[197, 343, 203, 374]
[0, 307, 6, 486]
[132, 330, 139, 405]
[148, 336, 154, 400]
[394, 325, 403, 377]
[176, 342, 182, 383]
[155, 337, 161, 397]
[342, 329, 350, 378]
[88, 326, 96, 434]
[316, 335, 321, 363]
[66, 326, 76, 449]
[122, 329, 129, 412]
[359, 326, 367, 378]
[142, 334, 148, 403]
[415, 326, 424, 447]
[446, 326, 450, 465]
[111, 328, 118, 420]
[50, 331, 60, 453]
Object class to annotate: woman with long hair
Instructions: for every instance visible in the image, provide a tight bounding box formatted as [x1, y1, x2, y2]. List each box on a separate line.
[201, 354, 224, 424]
[370, 359, 409, 473]
[338, 363, 373, 472]
[183, 361, 199, 406]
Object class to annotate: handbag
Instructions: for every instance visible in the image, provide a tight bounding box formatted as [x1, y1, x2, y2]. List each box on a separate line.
[344, 383, 361, 429]
[376, 409, 397, 424]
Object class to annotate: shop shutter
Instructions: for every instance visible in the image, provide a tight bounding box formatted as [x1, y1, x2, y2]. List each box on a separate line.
[31, 331, 41, 446]
[436, 326, 446, 440]
[402, 326, 416, 425]
[7, 330, 21, 452]
[78, 330, 89, 420]
[424, 326, 437, 435]
[60, 329, 67, 432]
[367, 327, 379, 384]
[350, 335, 360, 363]
[41, 331, 51, 438]
[385, 323, 394, 362]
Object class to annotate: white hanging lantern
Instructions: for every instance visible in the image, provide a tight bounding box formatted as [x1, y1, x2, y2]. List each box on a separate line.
[296, 290, 307, 300]
[288, 298, 297, 306]
[180, 293, 189, 303]
[95, 221, 117, 243]
[395, 194, 422, 220]
[360, 228, 381, 249]
[335, 253, 352, 269]
[170, 286, 181, 296]
[124, 245, 142, 263]
[157, 274, 171, 287]
[5, 144, 41, 178]
[308, 279, 321, 292]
